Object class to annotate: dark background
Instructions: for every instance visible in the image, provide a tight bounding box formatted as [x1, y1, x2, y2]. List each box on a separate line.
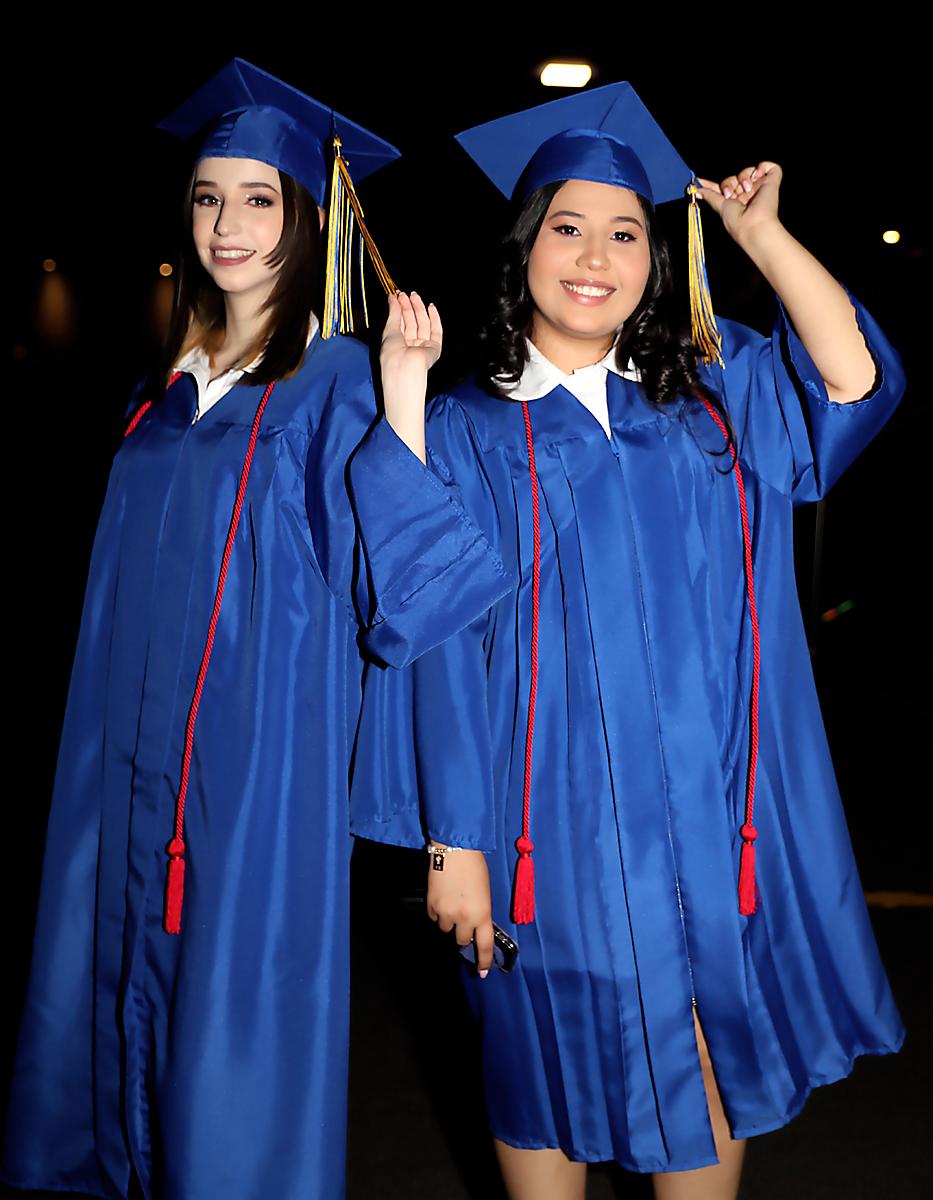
[6, 19, 930, 1195]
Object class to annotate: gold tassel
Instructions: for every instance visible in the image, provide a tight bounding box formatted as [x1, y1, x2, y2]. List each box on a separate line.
[323, 136, 397, 339]
[687, 182, 724, 368]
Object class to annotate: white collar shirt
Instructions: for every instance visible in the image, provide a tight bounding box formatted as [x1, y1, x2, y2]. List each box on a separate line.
[174, 312, 321, 421]
[499, 337, 642, 439]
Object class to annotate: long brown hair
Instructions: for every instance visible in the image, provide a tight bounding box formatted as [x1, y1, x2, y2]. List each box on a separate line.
[149, 165, 323, 397]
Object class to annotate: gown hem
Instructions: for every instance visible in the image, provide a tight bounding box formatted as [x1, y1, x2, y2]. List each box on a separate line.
[486, 1030, 906, 1173]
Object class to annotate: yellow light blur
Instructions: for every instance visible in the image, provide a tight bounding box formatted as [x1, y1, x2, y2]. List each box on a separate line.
[42, 258, 57, 273]
[151, 277, 174, 340]
[159, 262, 173, 277]
[540, 63, 592, 89]
[37, 272, 75, 342]
[882, 230, 901, 245]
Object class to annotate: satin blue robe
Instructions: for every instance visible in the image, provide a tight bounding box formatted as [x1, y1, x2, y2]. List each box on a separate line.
[350, 296, 907, 1172]
[1, 333, 510, 1200]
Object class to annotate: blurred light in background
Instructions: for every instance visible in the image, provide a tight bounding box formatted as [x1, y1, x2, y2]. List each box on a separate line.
[882, 230, 901, 245]
[151, 275, 174, 340]
[37, 269, 75, 343]
[540, 63, 592, 89]
[42, 258, 57, 273]
[821, 599, 855, 623]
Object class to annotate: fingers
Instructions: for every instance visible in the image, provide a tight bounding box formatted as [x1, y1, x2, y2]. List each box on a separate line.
[409, 292, 432, 343]
[429, 302, 443, 349]
[392, 291, 441, 349]
[382, 292, 403, 340]
[718, 163, 781, 203]
[397, 291, 416, 342]
[474, 919, 495, 976]
[694, 178, 725, 217]
[752, 160, 781, 181]
[454, 920, 474, 948]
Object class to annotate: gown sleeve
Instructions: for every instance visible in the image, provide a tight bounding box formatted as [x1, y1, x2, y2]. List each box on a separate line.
[348, 409, 513, 668]
[349, 394, 506, 851]
[304, 348, 512, 670]
[698, 289, 906, 503]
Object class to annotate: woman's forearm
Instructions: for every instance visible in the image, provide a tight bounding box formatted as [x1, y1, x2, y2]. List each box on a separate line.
[738, 221, 877, 405]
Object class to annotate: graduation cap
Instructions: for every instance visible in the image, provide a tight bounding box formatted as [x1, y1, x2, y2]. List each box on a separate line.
[159, 58, 400, 337]
[455, 82, 723, 367]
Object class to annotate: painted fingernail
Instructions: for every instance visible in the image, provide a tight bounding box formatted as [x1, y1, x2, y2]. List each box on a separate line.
[751, 170, 759, 180]
[743, 180, 752, 193]
[723, 187, 734, 199]
[479, 969, 489, 979]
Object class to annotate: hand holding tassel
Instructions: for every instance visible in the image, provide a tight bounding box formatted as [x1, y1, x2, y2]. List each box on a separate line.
[694, 162, 783, 247]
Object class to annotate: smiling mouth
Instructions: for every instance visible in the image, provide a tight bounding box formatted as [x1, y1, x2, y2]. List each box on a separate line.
[561, 281, 615, 299]
[211, 248, 256, 263]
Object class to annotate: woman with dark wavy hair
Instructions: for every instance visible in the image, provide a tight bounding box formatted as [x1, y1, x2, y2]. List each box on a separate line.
[353, 83, 906, 1200]
[477, 177, 714, 417]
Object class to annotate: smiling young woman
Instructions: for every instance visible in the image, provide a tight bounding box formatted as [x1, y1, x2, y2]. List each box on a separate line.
[0, 60, 508, 1200]
[351, 83, 906, 1200]
[525, 180, 652, 368]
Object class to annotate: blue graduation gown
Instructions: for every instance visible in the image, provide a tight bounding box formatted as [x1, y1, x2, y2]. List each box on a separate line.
[350, 296, 907, 1172]
[1, 333, 510, 1200]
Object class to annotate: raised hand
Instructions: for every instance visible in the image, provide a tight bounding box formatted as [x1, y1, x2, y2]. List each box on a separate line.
[696, 162, 782, 247]
[380, 291, 443, 402]
[379, 292, 443, 464]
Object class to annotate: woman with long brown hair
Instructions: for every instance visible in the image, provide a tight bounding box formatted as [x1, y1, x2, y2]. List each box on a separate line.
[2, 59, 507, 1200]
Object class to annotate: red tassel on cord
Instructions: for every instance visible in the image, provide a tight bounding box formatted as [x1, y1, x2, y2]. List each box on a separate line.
[738, 824, 758, 915]
[512, 835, 536, 924]
[513, 402, 541, 927]
[164, 838, 186, 934]
[130, 379, 276, 936]
[697, 392, 763, 918]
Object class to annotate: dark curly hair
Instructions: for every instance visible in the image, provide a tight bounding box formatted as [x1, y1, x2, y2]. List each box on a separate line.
[477, 181, 732, 445]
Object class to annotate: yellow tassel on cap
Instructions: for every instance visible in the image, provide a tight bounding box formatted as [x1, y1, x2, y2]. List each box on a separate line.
[687, 182, 724, 369]
[323, 136, 397, 338]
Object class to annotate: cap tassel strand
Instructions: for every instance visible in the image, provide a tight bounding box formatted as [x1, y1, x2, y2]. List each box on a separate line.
[323, 137, 397, 338]
[687, 183, 724, 369]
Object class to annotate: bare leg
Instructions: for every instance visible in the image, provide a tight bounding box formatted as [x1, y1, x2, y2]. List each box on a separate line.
[651, 1006, 747, 1200]
[494, 1138, 587, 1200]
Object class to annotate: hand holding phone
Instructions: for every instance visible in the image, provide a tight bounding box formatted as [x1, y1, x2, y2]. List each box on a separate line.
[426, 846, 496, 972]
[459, 922, 519, 974]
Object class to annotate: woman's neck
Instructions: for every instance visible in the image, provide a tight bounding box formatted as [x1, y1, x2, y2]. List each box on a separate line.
[213, 291, 270, 373]
[528, 319, 616, 375]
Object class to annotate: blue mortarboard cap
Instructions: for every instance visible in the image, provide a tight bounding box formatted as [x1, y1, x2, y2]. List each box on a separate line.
[158, 58, 400, 207]
[455, 81, 692, 207]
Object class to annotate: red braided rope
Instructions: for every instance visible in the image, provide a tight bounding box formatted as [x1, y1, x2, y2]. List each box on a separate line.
[163, 380, 277, 933]
[696, 394, 761, 915]
[512, 401, 541, 924]
[514, 389, 762, 922]
[123, 370, 182, 438]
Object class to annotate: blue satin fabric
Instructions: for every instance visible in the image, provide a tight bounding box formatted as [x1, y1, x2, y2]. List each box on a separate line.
[2, 334, 509, 1200]
[352, 296, 907, 1171]
[522, 130, 654, 202]
[202, 106, 330, 204]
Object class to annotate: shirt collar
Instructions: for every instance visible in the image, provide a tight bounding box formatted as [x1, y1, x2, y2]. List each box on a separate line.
[498, 336, 642, 402]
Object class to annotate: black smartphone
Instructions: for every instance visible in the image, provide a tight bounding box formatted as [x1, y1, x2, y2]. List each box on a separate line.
[459, 922, 519, 974]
